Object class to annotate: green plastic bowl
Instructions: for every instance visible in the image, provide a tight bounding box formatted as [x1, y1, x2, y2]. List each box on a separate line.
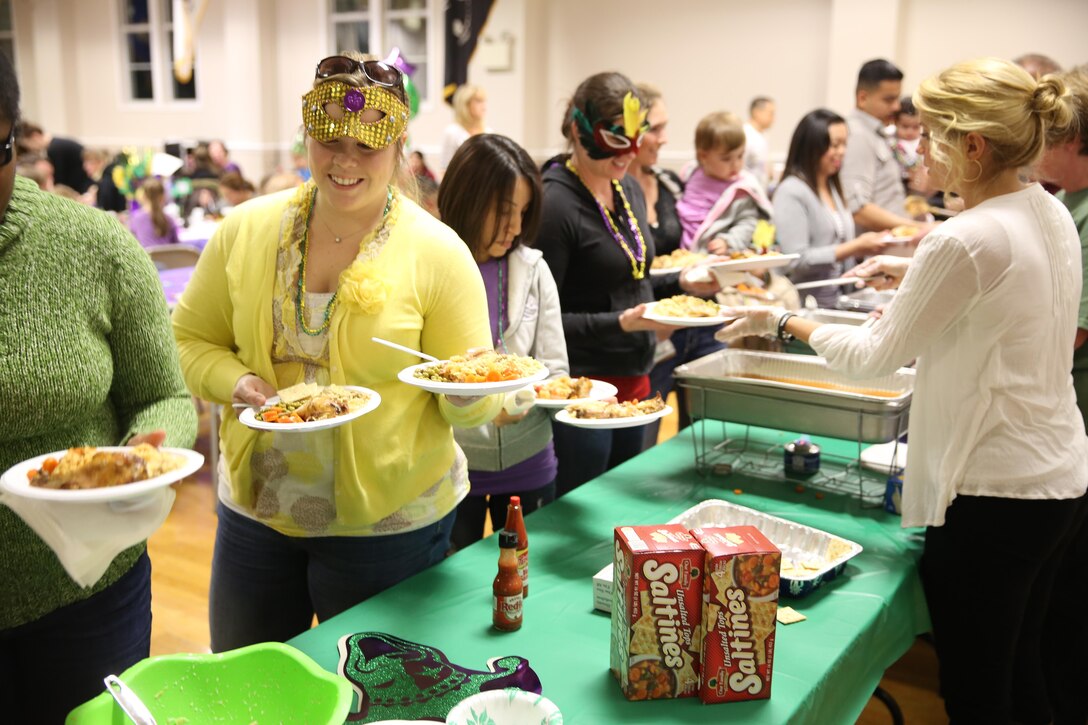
[66, 642, 352, 725]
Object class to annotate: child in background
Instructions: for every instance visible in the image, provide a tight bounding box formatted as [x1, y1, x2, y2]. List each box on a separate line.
[128, 178, 179, 248]
[409, 150, 437, 182]
[892, 97, 927, 195]
[416, 175, 440, 218]
[677, 111, 773, 254]
[438, 134, 569, 551]
[218, 171, 256, 212]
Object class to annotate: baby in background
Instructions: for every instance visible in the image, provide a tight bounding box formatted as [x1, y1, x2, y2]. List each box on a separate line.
[677, 110, 773, 254]
[892, 97, 930, 197]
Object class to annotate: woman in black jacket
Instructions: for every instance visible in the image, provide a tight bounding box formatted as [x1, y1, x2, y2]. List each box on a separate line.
[537, 72, 716, 495]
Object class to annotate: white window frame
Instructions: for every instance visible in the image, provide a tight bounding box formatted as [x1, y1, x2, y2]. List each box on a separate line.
[326, 0, 438, 107]
[0, 0, 16, 71]
[117, 0, 199, 106]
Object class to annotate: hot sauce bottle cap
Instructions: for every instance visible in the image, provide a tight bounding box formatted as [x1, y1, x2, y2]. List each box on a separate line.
[499, 530, 518, 549]
[509, 496, 521, 507]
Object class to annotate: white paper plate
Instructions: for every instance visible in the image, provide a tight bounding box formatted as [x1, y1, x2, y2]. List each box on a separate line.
[704, 253, 799, 274]
[1, 446, 205, 503]
[398, 361, 549, 397]
[446, 688, 562, 725]
[859, 440, 908, 473]
[238, 386, 381, 433]
[532, 379, 618, 409]
[882, 235, 914, 244]
[649, 266, 682, 276]
[554, 405, 673, 430]
[643, 302, 735, 328]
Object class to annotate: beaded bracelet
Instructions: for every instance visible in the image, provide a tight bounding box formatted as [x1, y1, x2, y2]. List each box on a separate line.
[777, 312, 796, 343]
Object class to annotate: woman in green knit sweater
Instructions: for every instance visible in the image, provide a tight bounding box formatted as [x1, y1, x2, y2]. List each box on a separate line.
[0, 53, 197, 723]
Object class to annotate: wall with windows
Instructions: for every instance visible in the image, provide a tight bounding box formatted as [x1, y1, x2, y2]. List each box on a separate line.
[7, 0, 1088, 183]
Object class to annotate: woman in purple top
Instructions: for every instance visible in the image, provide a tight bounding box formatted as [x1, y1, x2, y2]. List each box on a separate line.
[127, 178, 179, 248]
[439, 134, 569, 550]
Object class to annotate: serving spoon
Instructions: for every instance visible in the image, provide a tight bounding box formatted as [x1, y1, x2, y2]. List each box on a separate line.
[371, 336, 439, 363]
[104, 675, 157, 725]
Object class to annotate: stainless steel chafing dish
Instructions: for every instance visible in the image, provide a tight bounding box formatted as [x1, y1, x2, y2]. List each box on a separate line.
[675, 349, 913, 443]
[798, 308, 871, 326]
[837, 288, 895, 312]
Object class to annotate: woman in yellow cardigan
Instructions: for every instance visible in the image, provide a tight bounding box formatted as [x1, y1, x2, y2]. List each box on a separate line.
[172, 53, 499, 651]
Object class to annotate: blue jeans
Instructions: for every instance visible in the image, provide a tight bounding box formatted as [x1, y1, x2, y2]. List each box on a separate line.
[553, 421, 647, 497]
[0, 552, 152, 724]
[451, 481, 556, 551]
[645, 327, 726, 446]
[210, 503, 456, 652]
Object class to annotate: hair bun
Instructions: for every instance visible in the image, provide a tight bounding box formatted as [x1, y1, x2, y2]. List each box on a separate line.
[1031, 77, 1069, 119]
[1031, 77, 1076, 137]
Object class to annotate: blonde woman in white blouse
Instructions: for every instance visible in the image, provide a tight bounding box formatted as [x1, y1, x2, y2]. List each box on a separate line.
[439, 84, 491, 172]
[718, 58, 1087, 725]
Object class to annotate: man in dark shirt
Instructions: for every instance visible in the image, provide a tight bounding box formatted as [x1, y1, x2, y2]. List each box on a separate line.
[16, 121, 93, 194]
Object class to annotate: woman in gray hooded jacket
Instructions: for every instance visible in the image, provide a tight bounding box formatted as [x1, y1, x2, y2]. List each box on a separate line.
[439, 134, 569, 550]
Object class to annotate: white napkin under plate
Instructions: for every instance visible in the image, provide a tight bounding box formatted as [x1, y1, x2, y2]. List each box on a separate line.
[503, 386, 536, 416]
[1, 487, 176, 587]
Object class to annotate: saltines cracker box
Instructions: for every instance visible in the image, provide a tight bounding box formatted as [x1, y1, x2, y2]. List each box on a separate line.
[692, 526, 780, 704]
[610, 524, 704, 700]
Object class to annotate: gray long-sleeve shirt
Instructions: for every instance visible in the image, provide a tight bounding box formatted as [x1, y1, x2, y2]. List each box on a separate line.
[773, 175, 854, 306]
[840, 109, 907, 232]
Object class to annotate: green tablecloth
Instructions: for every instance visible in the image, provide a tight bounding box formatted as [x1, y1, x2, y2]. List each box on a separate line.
[288, 427, 929, 724]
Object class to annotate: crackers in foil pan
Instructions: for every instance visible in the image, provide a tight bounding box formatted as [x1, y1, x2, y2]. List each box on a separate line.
[672, 499, 862, 598]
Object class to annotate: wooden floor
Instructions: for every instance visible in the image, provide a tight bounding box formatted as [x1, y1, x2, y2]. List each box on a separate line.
[146, 398, 947, 723]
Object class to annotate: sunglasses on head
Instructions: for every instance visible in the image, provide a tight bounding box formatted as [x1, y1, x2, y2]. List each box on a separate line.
[1, 124, 14, 167]
[315, 56, 402, 87]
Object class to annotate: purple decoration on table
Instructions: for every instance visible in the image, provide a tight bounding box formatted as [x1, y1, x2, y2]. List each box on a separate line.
[343, 88, 365, 113]
[337, 632, 542, 723]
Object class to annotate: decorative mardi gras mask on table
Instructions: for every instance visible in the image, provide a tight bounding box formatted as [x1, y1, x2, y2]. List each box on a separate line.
[572, 91, 649, 159]
[302, 80, 410, 151]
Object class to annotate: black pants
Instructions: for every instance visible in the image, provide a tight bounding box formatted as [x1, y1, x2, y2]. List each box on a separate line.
[450, 481, 556, 551]
[1042, 494, 1088, 725]
[552, 422, 647, 498]
[921, 494, 1083, 725]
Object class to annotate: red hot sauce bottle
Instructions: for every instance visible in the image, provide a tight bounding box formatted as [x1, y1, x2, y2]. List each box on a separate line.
[493, 529, 523, 631]
[504, 496, 529, 597]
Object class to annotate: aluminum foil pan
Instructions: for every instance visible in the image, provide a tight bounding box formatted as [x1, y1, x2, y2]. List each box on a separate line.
[675, 349, 913, 443]
[798, 308, 871, 326]
[672, 499, 863, 597]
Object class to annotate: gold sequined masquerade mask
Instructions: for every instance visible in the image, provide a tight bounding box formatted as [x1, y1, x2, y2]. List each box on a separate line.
[302, 80, 410, 150]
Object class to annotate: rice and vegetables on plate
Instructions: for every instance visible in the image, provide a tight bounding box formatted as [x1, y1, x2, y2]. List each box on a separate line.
[412, 351, 544, 384]
[257, 383, 372, 424]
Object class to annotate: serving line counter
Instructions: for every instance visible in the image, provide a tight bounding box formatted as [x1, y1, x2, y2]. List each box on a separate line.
[288, 429, 929, 724]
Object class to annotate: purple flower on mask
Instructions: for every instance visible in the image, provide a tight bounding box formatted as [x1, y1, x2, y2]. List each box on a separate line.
[343, 88, 365, 113]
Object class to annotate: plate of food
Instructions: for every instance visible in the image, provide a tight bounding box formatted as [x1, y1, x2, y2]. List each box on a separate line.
[533, 375, 618, 408]
[238, 383, 380, 432]
[704, 251, 799, 274]
[649, 249, 708, 275]
[554, 393, 672, 429]
[1, 444, 205, 503]
[884, 224, 920, 243]
[643, 295, 735, 327]
[398, 350, 549, 397]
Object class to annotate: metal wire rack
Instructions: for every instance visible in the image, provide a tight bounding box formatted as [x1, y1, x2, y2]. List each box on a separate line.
[686, 414, 907, 508]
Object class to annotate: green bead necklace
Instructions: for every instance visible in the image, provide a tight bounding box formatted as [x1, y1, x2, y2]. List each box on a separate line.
[296, 186, 394, 336]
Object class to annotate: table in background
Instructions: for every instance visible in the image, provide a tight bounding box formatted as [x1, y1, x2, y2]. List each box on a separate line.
[159, 265, 195, 310]
[289, 429, 929, 724]
[177, 220, 219, 252]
